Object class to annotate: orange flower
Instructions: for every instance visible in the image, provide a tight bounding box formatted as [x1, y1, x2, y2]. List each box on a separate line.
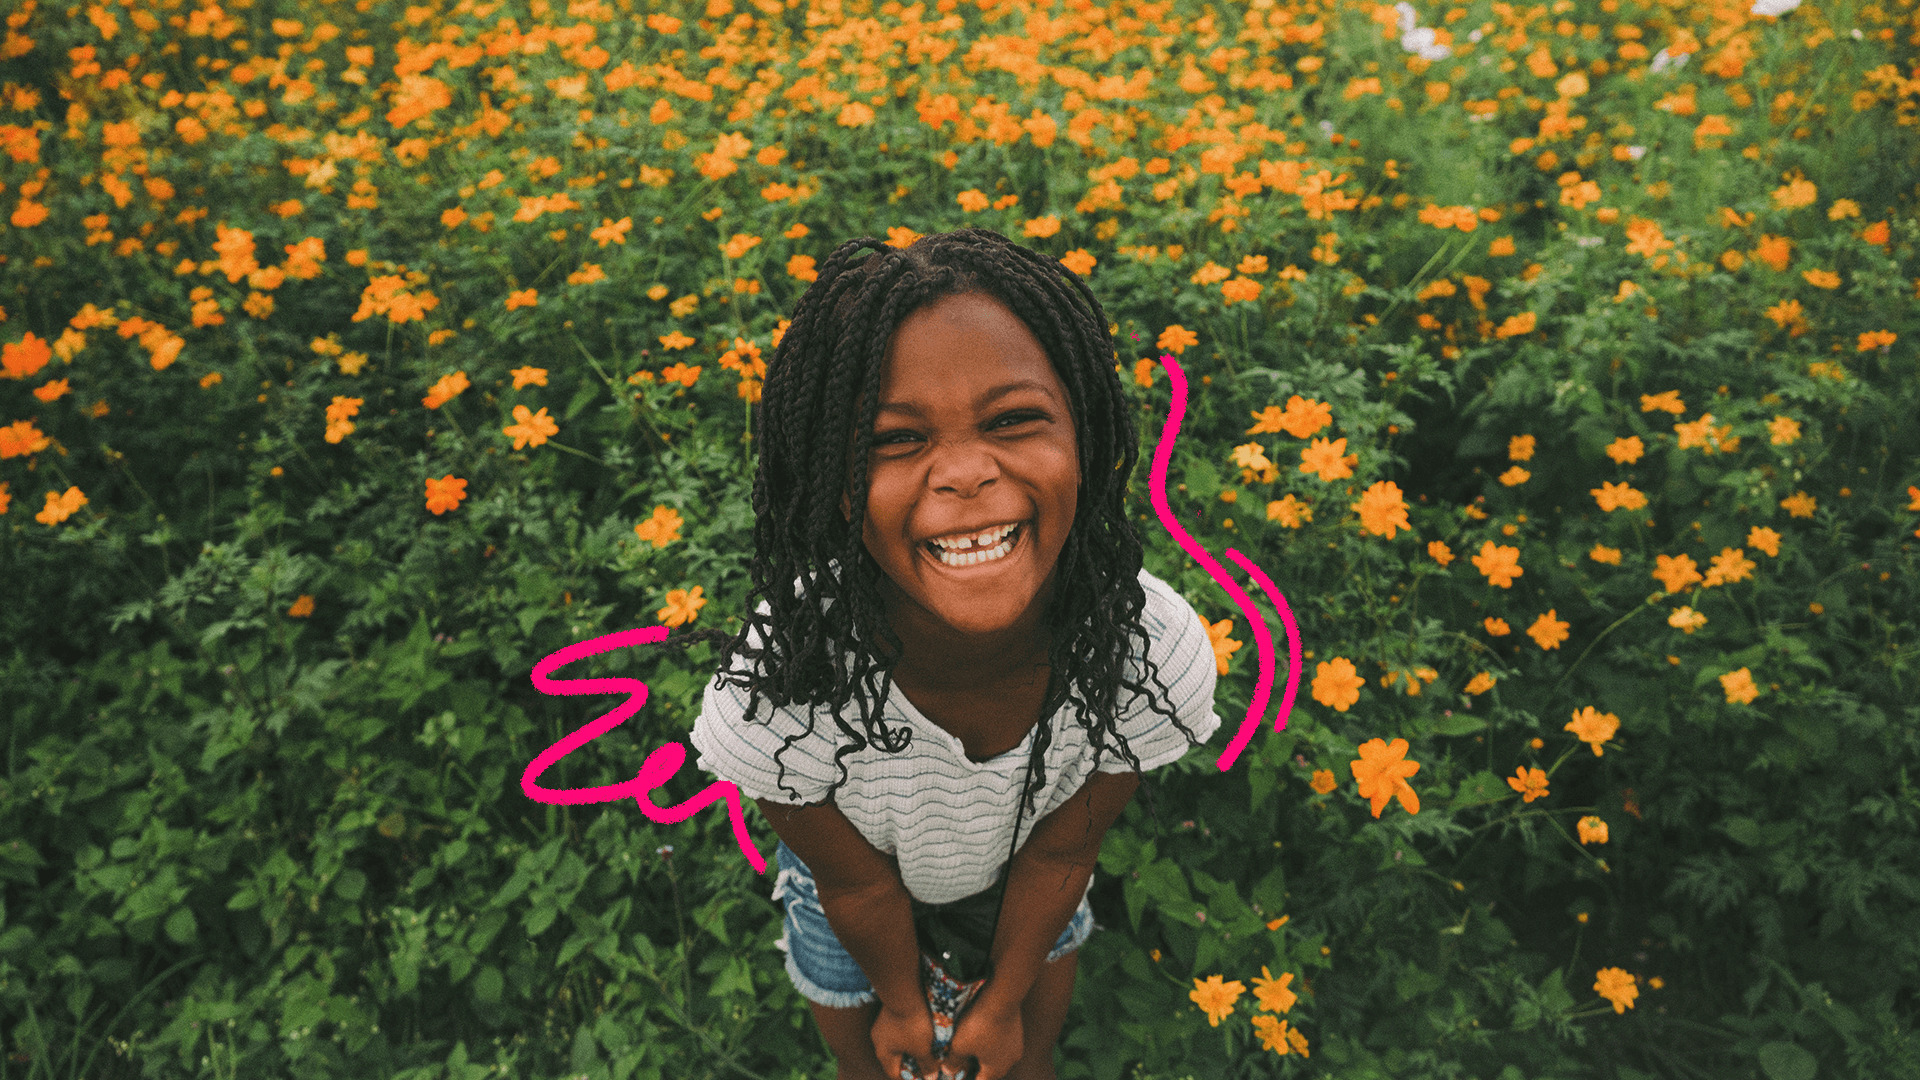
[1251, 967, 1298, 1014]
[1471, 541, 1523, 588]
[422, 371, 471, 410]
[1508, 434, 1536, 461]
[633, 505, 685, 548]
[1352, 480, 1410, 538]
[1591, 481, 1648, 512]
[1157, 324, 1199, 355]
[1311, 657, 1363, 712]
[1299, 437, 1358, 482]
[1262, 395, 1333, 438]
[1268, 494, 1312, 528]
[1577, 816, 1609, 844]
[1668, 605, 1707, 634]
[2, 331, 54, 380]
[501, 405, 558, 451]
[1565, 706, 1620, 755]
[1702, 547, 1755, 587]
[1428, 540, 1455, 566]
[287, 595, 316, 618]
[1673, 413, 1720, 451]
[1189, 975, 1245, 1027]
[1484, 617, 1511, 636]
[1604, 436, 1644, 464]
[1747, 526, 1781, 556]
[1594, 968, 1639, 1013]
[1205, 617, 1242, 676]
[658, 585, 708, 627]
[1639, 390, 1685, 415]
[1719, 667, 1759, 704]
[35, 486, 87, 525]
[1780, 491, 1817, 518]
[1767, 415, 1801, 445]
[1349, 737, 1421, 818]
[1527, 610, 1570, 650]
[0, 418, 51, 459]
[1309, 769, 1337, 794]
[424, 475, 467, 515]
[1498, 466, 1530, 486]
[1651, 553, 1703, 593]
[1464, 671, 1497, 695]
[1507, 765, 1549, 802]
[1590, 544, 1622, 565]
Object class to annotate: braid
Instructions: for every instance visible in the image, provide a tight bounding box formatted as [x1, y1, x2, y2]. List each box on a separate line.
[663, 227, 1202, 842]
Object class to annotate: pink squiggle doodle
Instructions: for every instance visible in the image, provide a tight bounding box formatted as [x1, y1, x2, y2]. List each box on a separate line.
[519, 626, 768, 874]
[1145, 353, 1303, 773]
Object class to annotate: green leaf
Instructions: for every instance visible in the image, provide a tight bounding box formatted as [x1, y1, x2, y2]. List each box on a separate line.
[474, 965, 505, 1005]
[1449, 771, 1507, 809]
[1756, 1041, 1817, 1080]
[334, 868, 368, 902]
[164, 906, 197, 945]
[1433, 713, 1488, 736]
[1720, 816, 1762, 847]
[524, 901, 559, 938]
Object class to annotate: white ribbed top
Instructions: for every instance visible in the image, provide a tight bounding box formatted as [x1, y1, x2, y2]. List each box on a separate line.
[688, 566, 1222, 903]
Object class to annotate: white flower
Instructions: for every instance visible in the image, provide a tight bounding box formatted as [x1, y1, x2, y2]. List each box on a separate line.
[1750, 0, 1801, 15]
[1401, 27, 1451, 59]
[1650, 47, 1691, 74]
[1574, 236, 1605, 248]
[1468, 27, 1484, 43]
[1624, 145, 1647, 161]
[1318, 119, 1335, 135]
[1395, 1, 1418, 33]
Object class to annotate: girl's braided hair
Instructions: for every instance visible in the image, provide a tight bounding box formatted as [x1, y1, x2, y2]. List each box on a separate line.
[665, 226, 1203, 839]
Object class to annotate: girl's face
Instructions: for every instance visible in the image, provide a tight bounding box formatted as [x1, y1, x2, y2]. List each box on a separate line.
[841, 291, 1081, 653]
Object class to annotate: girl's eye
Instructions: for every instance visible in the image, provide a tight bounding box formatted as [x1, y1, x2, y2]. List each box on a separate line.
[871, 413, 1042, 446]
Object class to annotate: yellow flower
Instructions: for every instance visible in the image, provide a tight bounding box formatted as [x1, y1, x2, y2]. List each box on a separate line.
[1251, 967, 1297, 1014]
[633, 505, 685, 548]
[1350, 737, 1421, 818]
[1604, 436, 1644, 464]
[1668, 606, 1707, 634]
[1577, 816, 1609, 844]
[1352, 480, 1411, 538]
[1527, 609, 1571, 650]
[1189, 975, 1245, 1027]
[1507, 765, 1549, 802]
[1311, 657, 1363, 712]
[658, 585, 708, 628]
[1594, 967, 1639, 1013]
[1565, 706, 1620, 755]
[1780, 491, 1817, 518]
[1464, 671, 1497, 695]
[1719, 667, 1759, 704]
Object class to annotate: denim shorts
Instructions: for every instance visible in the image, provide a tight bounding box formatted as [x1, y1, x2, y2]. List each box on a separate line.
[771, 838, 1095, 1009]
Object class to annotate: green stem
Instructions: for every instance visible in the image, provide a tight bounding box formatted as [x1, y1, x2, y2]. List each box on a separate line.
[1546, 593, 1664, 700]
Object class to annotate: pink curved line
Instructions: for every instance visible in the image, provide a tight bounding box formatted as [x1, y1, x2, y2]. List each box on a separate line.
[520, 626, 766, 874]
[1145, 353, 1302, 772]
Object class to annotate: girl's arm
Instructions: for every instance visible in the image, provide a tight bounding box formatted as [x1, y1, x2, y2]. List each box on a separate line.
[758, 799, 927, 1012]
[974, 770, 1141, 1015]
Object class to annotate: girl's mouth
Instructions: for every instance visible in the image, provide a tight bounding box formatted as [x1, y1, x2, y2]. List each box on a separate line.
[922, 521, 1024, 569]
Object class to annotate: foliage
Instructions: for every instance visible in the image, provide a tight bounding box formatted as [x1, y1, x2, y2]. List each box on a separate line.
[2, 0, 1917, 1077]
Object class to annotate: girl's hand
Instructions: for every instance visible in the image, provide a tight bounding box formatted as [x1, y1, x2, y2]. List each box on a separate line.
[869, 1001, 942, 1080]
[942, 994, 1025, 1080]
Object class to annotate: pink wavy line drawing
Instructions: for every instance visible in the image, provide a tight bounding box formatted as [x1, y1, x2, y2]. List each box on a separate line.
[519, 626, 767, 874]
[1145, 352, 1303, 773]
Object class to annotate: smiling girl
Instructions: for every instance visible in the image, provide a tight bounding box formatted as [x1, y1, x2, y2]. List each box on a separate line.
[674, 228, 1221, 1080]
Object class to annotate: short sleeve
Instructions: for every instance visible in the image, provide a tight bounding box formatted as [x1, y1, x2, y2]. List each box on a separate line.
[1094, 570, 1223, 774]
[687, 675, 848, 806]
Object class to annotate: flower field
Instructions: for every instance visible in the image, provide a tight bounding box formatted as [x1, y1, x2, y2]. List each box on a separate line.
[2, 0, 1917, 1076]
